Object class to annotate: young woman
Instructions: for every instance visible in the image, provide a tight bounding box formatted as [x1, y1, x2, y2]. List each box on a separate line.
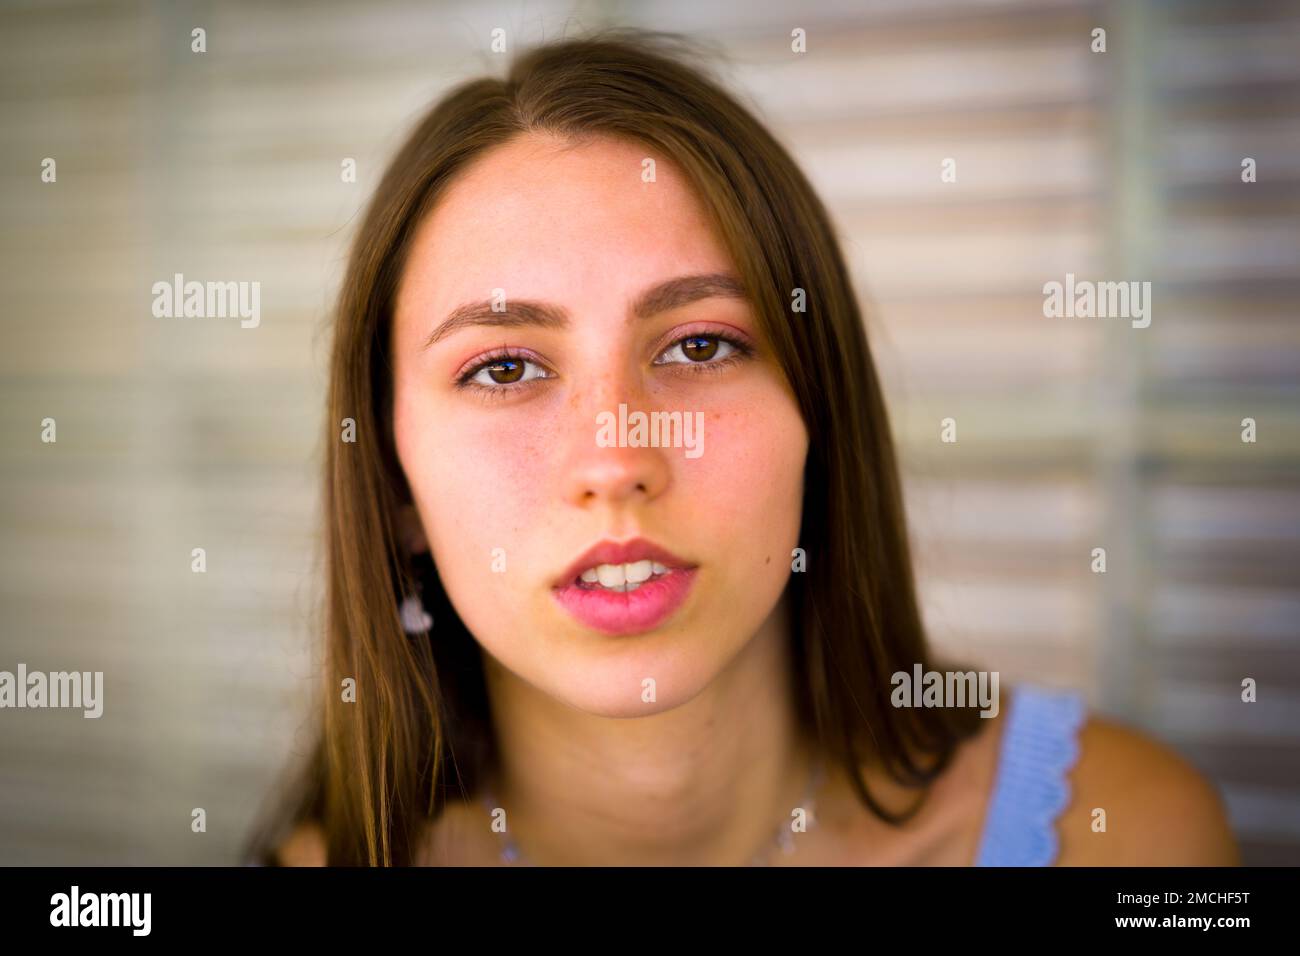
[248, 29, 1238, 867]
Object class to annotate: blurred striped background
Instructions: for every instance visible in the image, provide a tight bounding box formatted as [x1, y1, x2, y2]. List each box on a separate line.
[1, 0, 1297, 864]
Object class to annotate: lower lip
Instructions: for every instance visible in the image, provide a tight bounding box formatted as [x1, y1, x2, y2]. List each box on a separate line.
[552, 569, 697, 636]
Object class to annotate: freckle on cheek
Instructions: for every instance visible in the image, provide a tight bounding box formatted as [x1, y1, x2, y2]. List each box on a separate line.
[470, 421, 549, 491]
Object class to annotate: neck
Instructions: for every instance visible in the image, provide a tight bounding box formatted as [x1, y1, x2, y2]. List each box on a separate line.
[479, 593, 817, 865]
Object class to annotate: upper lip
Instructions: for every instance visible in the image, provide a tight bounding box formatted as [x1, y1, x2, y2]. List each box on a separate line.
[553, 537, 695, 588]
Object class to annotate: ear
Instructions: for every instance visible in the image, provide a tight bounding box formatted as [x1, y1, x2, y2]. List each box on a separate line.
[395, 503, 429, 556]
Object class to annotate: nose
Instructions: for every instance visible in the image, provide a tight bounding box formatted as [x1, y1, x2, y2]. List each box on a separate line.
[560, 383, 672, 510]
[564, 442, 671, 508]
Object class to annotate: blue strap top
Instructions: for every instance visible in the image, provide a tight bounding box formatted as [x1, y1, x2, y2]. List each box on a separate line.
[973, 682, 1088, 866]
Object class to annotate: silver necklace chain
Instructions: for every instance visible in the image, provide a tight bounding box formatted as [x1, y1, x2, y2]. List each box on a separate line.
[479, 756, 827, 866]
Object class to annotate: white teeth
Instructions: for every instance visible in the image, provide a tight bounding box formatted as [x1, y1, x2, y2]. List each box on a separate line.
[577, 561, 673, 590]
[596, 564, 626, 588]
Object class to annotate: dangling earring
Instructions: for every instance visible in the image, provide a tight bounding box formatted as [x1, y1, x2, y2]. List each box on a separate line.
[396, 506, 434, 635]
[400, 591, 433, 635]
[400, 554, 434, 635]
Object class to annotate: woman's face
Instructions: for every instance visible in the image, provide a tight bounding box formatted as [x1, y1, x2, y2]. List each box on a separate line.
[391, 131, 808, 717]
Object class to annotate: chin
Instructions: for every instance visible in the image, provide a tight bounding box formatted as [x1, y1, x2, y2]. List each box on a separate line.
[536, 647, 721, 719]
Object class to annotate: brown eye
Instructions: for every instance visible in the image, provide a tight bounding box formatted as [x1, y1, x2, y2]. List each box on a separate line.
[464, 355, 549, 388]
[681, 336, 718, 361]
[486, 359, 524, 384]
[654, 333, 739, 367]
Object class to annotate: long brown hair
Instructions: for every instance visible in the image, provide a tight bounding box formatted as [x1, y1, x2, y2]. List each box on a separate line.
[245, 27, 985, 867]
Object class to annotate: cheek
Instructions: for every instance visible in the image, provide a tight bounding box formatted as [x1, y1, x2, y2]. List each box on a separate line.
[394, 386, 551, 556]
[445, 412, 551, 524]
[686, 392, 807, 540]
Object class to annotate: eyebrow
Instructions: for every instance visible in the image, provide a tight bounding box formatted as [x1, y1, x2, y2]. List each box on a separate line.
[419, 272, 748, 349]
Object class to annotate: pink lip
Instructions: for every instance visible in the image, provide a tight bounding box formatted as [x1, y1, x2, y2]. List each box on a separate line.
[552, 538, 697, 636]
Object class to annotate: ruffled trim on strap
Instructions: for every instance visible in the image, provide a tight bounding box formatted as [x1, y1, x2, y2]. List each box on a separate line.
[974, 683, 1087, 866]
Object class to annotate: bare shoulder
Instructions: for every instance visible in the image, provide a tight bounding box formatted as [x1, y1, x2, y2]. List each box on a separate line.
[274, 821, 327, 867]
[1056, 716, 1239, 865]
[833, 708, 1011, 866]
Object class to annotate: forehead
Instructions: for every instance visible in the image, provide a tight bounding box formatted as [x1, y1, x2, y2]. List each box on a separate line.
[397, 132, 736, 316]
